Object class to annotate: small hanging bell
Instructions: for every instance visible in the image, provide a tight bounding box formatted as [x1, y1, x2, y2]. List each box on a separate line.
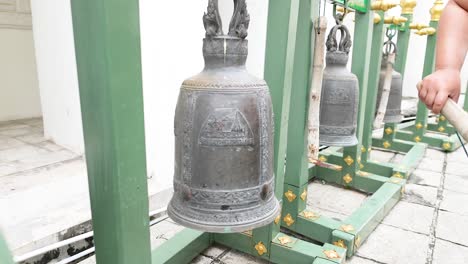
[376, 55, 403, 123]
[168, 0, 280, 233]
[319, 24, 359, 146]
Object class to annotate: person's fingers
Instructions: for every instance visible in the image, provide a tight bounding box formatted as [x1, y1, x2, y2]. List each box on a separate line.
[419, 82, 428, 100]
[424, 87, 437, 110]
[433, 91, 448, 114]
[451, 89, 461, 102]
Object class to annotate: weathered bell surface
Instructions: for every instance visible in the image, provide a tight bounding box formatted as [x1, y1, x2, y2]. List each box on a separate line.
[168, 0, 280, 233]
[319, 24, 359, 146]
[376, 55, 403, 123]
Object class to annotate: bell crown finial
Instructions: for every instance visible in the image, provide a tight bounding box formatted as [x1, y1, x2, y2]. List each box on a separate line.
[430, 0, 444, 21]
[326, 24, 352, 54]
[203, 0, 250, 39]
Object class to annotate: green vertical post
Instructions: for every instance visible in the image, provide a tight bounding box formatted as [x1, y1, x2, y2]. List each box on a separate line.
[251, 0, 302, 257]
[413, 20, 438, 142]
[282, 0, 317, 232]
[71, 1, 152, 263]
[381, 12, 414, 146]
[0, 234, 14, 264]
[361, 11, 384, 163]
[342, 6, 374, 186]
[394, 14, 414, 78]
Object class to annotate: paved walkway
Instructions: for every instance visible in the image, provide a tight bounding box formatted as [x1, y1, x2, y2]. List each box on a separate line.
[2, 118, 468, 263]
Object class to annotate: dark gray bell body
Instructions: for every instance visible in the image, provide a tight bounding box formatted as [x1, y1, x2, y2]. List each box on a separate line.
[376, 57, 403, 123]
[319, 24, 359, 147]
[168, 0, 279, 233]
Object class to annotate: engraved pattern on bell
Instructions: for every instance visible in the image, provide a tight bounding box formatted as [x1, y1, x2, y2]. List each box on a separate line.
[319, 24, 359, 146]
[168, 0, 280, 233]
[376, 55, 403, 123]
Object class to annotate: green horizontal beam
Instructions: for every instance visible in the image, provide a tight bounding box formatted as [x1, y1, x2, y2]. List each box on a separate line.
[152, 229, 211, 264]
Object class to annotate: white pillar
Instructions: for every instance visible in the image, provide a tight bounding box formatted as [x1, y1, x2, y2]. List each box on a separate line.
[30, 0, 84, 154]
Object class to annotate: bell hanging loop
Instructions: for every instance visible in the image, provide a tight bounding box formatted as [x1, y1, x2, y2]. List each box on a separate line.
[319, 23, 359, 146]
[168, 0, 280, 233]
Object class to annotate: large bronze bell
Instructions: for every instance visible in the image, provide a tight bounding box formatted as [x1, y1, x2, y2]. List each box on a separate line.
[319, 24, 359, 146]
[376, 54, 403, 123]
[168, 0, 280, 233]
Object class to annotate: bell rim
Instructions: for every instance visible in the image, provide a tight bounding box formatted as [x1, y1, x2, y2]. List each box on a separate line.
[319, 134, 359, 147]
[167, 197, 280, 233]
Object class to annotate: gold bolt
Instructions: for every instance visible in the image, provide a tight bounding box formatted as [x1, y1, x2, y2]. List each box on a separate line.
[415, 122, 423, 129]
[274, 213, 281, 225]
[343, 174, 353, 184]
[430, 0, 444, 21]
[301, 211, 320, 220]
[344, 156, 354, 166]
[384, 16, 408, 25]
[283, 213, 295, 226]
[393, 172, 403, 178]
[300, 189, 307, 201]
[400, 0, 417, 14]
[333, 240, 347, 249]
[415, 27, 437, 36]
[383, 141, 391, 149]
[371, 0, 399, 11]
[361, 146, 367, 153]
[323, 250, 341, 259]
[414, 136, 422, 143]
[409, 23, 429, 30]
[255, 242, 267, 256]
[374, 13, 382, 24]
[341, 224, 355, 233]
[440, 115, 446, 121]
[319, 155, 327, 162]
[442, 142, 451, 150]
[284, 190, 297, 202]
[438, 126, 446, 132]
[385, 127, 394, 135]
[278, 236, 293, 245]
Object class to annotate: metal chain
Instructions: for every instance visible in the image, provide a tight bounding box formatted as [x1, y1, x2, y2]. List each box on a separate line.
[383, 28, 397, 56]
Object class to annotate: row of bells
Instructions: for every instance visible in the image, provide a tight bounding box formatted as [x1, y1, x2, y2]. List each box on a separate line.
[168, 2, 403, 233]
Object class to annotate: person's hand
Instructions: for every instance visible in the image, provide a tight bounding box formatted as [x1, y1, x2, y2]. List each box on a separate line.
[418, 68, 461, 114]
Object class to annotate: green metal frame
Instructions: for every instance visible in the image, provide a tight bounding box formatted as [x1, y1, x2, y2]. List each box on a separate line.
[66, 0, 429, 263]
[0, 235, 14, 264]
[394, 19, 466, 152]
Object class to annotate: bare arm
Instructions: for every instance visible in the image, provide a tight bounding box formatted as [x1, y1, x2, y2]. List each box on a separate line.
[419, 0, 468, 113]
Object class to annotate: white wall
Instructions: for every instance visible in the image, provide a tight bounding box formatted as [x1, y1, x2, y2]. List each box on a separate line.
[0, 0, 41, 122]
[0, 29, 41, 122]
[30, 0, 84, 154]
[139, 0, 269, 191]
[30, 0, 467, 194]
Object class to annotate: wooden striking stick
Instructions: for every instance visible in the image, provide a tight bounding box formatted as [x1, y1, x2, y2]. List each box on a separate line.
[417, 82, 468, 142]
[373, 53, 396, 129]
[308, 16, 327, 160]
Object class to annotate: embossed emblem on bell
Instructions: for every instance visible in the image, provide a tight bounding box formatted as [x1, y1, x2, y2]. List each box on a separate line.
[167, 0, 280, 233]
[319, 24, 359, 146]
[376, 55, 403, 123]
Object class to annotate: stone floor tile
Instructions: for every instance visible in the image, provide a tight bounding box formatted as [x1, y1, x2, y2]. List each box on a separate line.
[445, 161, 468, 177]
[201, 243, 229, 258]
[391, 153, 405, 164]
[447, 148, 468, 164]
[308, 181, 368, 216]
[369, 150, 395, 163]
[444, 174, 468, 194]
[305, 206, 349, 222]
[424, 148, 446, 160]
[408, 169, 442, 188]
[0, 122, 29, 131]
[0, 164, 17, 177]
[357, 224, 429, 264]
[15, 132, 47, 144]
[191, 255, 215, 264]
[35, 141, 64, 152]
[440, 190, 468, 216]
[15, 118, 43, 126]
[416, 157, 445, 173]
[0, 136, 25, 151]
[0, 127, 34, 137]
[433, 239, 468, 264]
[220, 249, 268, 264]
[0, 145, 49, 163]
[382, 201, 434, 235]
[436, 210, 468, 246]
[402, 184, 438, 207]
[347, 256, 379, 264]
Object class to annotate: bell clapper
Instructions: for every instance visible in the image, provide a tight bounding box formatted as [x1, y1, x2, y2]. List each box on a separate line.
[307, 16, 327, 161]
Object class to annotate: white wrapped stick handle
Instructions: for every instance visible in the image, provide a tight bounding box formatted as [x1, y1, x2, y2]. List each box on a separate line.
[417, 82, 468, 142]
